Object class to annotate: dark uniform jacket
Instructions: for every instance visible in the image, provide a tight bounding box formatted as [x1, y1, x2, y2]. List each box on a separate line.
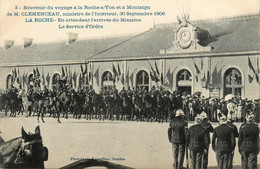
[238, 123, 259, 153]
[226, 121, 239, 151]
[186, 124, 208, 152]
[212, 124, 235, 152]
[201, 119, 214, 149]
[168, 117, 188, 144]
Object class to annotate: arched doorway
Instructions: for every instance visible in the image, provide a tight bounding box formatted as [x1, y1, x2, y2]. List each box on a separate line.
[224, 68, 242, 97]
[6, 74, 13, 89]
[136, 70, 149, 92]
[101, 71, 113, 88]
[176, 69, 192, 95]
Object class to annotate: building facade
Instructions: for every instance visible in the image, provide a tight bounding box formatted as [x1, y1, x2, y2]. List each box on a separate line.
[0, 14, 259, 99]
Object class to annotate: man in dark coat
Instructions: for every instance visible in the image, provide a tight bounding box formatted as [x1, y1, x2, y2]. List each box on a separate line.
[168, 109, 188, 169]
[186, 115, 208, 169]
[212, 116, 235, 169]
[200, 111, 214, 169]
[238, 112, 259, 169]
[226, 114, 239, 169]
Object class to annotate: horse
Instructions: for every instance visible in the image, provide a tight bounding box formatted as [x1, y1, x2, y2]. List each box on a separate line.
[92, 94, 106, 121]
[17, 90, 33, 117]
[32, 92, 45, 123]
[84, 93, 94, 120]
[132, 94, 144, 121]
[121, 95, 133, 121]
[5, 89, 20, 117]
[103, 95, 114, 120]
[142, 93, 155, 122]
[0, 126, 48, 168]
[113, 94, 122, 121]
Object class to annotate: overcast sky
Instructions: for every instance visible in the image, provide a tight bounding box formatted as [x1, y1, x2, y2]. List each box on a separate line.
[0, 0, 259, 47]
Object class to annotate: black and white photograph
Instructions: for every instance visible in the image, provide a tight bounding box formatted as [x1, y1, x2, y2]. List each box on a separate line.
[0, 0, 259, 168]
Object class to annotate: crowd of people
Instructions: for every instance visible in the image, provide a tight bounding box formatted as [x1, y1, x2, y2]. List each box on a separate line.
[0, 77, 259, 124]
[168, 109, 259, 169]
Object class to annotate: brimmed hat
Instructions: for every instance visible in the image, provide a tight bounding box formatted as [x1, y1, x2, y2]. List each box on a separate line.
[219, 115, 227, 124]
[175, 109, 185, 117]
[200, 111, 208, 119]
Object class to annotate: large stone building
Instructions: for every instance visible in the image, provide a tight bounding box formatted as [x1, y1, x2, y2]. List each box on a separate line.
[0, 14, 259, 99]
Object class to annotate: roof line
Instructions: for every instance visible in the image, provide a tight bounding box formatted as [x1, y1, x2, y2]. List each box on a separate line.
[88, 29, 152, 59]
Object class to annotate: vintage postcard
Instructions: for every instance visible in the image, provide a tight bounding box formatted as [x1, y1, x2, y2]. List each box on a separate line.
[0, 0, 259, 168]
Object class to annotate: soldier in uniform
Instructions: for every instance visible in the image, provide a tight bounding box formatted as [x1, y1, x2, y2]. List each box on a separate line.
[126, 86, 133, 98]
[150, 85, 156, 97]
[168, 109, 188, 169]
[226, 114, 239, 169]
[238, 112, 259, 169]
[212, 116, 235, 169]
[119, 87, 127, 97]
[186, 115, 208, 169]
[200, 112, 214, 169]
[112, 85, 118, 96]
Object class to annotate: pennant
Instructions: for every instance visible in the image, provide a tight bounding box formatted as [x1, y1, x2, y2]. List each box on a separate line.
[192, 58, 201, 82]
[61, 66, 65, 78]
[117, 63, 121, 81]
[24, 38, 33, 48]
[89, 63, 92, 84]
[112, 63, 118, 82]
[36, 67, 40, 77]
[79, 74, 82, 89]
[256, 58, 259, 83]
[129, 71, 134, 87]
[80, 63, 84, 75]
[68, 33, 78, 44]
[155, 61, 160, 76]
[72, 71, 77, 88]
[33, 68, 36, 78]
[25, 73, 28, 86]
[201, 58, 203, 71]
[46, 73, 50, 87]
[150, 71, 156, 82]
[5, 40, 14, 49]
[94, 66, 100, 85]
[84, 61, 88, 75]
[164, 68, 172, 85]
[248, 57, 255, 83]
[42, 67, 45, 85]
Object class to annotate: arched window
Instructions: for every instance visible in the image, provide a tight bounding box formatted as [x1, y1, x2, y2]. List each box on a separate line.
[136, 70, 149, 92]
[224, 68, 242, 97]
[176, 69, 192, 95]
[6, 74, 13, 89]
[102, 71, 113, 87]
[52, 73, 60, 87]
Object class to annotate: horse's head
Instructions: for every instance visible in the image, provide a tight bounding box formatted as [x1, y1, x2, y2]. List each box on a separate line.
[18, 126, 48, 168]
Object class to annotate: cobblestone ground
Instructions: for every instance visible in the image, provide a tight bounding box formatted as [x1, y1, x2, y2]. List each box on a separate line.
[0, 112, 258, 169]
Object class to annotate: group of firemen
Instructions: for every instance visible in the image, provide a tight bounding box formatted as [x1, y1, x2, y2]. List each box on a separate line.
[168, 108, 259, 169]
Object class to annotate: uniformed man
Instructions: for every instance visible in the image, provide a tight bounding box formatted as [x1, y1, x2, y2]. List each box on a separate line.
[212, 116, 235, 169]
[150, 85, 156, 97]
[200, 111, 214, 169]
[168, 109, 188, 169]
[119, 87, 126, 97]
[126, 86, 133, 98]
[238, 112, 259, 169]
[88, 85, 95, 95]
[112, 85, 118, 96]
[227, 114, 239, 169]
[186, 114, 208, 169]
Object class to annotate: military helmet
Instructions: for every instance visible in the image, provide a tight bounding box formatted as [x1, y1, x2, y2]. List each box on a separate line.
[175, 109, 185, 117]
